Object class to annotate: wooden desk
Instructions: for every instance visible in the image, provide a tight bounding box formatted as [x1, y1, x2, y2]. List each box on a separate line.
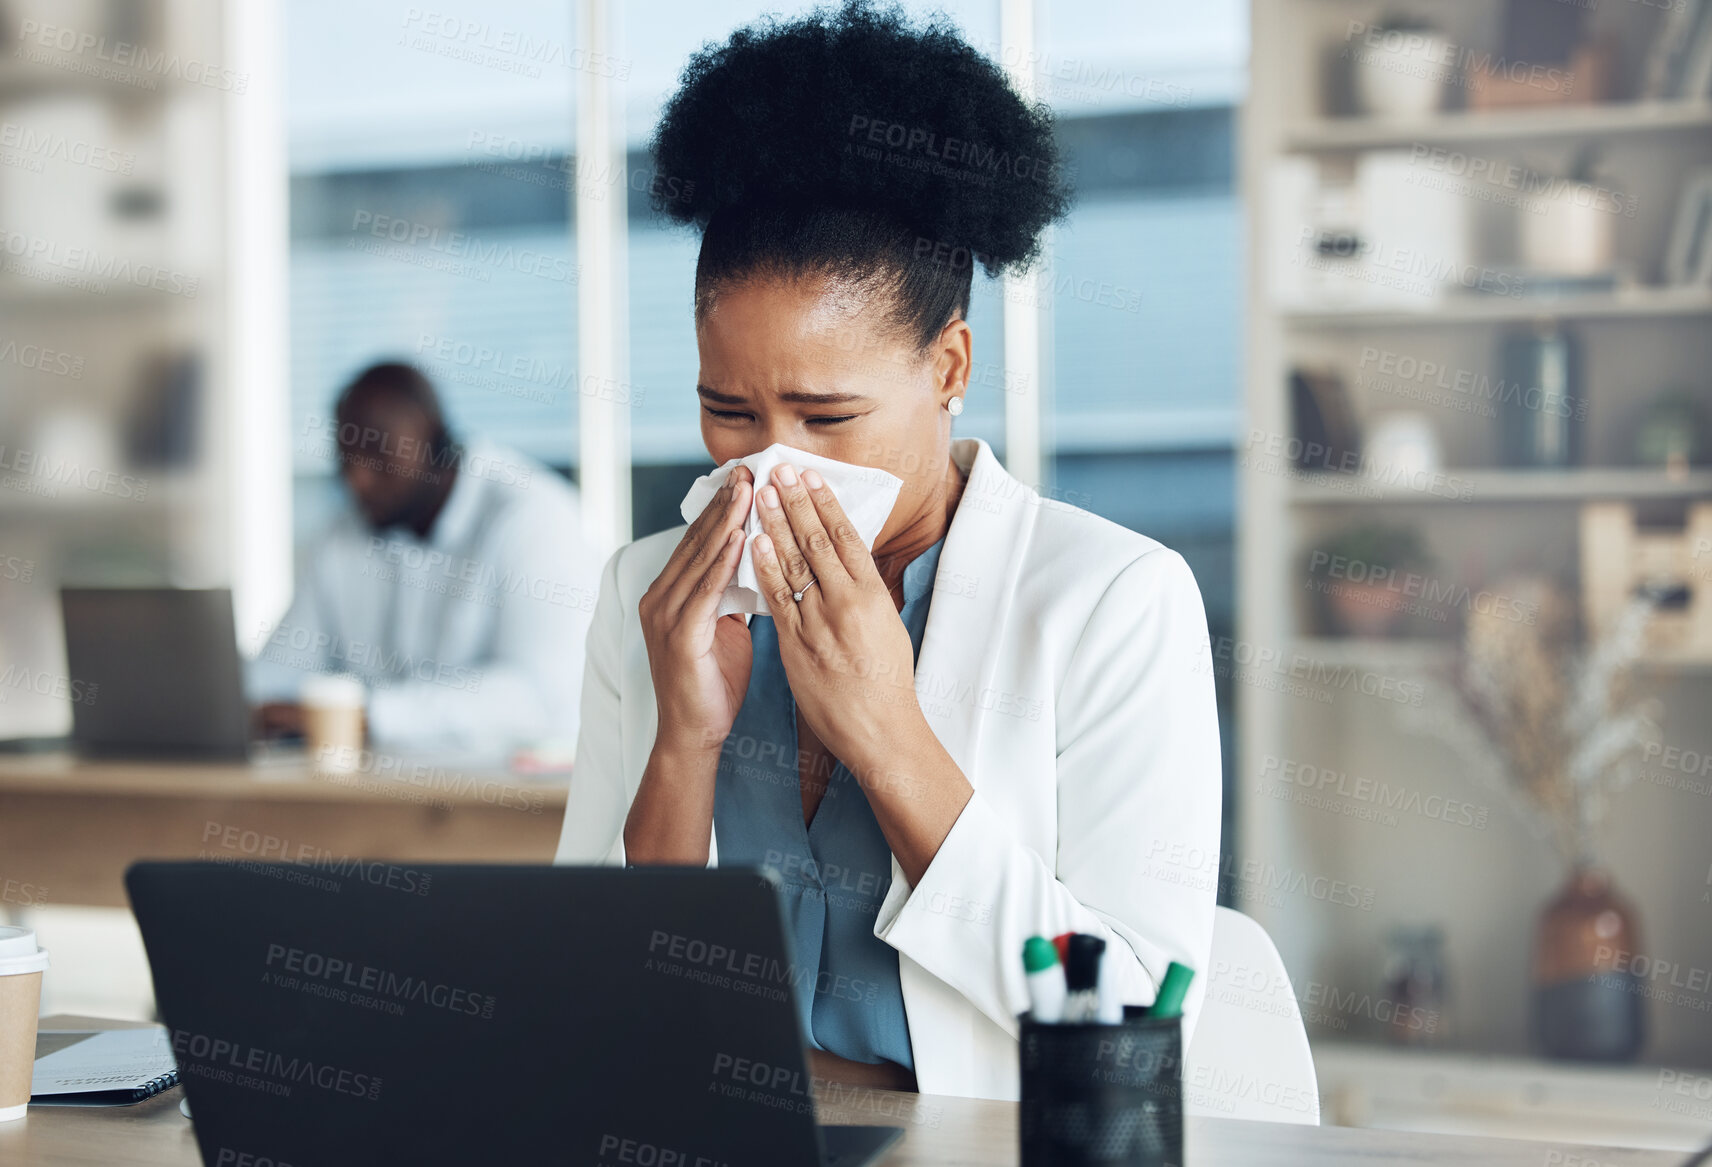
[0, 1016, 1688, 1166]
[0, 753, 567, 908]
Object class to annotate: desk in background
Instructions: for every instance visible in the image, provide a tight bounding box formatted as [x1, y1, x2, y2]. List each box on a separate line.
[0, 752, 567, 908]
[0, 1016, 1690, 1167]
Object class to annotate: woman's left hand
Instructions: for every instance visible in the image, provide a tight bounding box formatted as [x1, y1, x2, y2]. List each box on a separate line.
[749, 464, 924, 776]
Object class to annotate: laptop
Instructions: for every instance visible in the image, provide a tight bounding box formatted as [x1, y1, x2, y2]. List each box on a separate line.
[61, 587, 251, 759]
[127, 862, 905, 1167]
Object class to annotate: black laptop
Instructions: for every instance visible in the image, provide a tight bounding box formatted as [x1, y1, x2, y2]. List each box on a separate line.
[127, 862, 904, 1167]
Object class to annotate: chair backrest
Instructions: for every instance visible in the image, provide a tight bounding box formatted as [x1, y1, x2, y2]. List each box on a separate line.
[1183, 906, 1320, 1125]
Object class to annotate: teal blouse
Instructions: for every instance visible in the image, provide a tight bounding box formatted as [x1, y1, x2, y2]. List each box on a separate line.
[712, 537, 945, 1070]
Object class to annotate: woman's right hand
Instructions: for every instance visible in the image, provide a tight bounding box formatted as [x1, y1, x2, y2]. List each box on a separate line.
[637, 465, 755, 758]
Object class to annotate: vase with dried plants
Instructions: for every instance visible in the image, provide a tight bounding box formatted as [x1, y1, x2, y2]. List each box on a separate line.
[1423, 576, 1661, 1060]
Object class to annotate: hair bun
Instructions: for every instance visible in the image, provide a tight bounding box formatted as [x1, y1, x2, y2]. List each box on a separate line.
[648, 0, 1073, 278]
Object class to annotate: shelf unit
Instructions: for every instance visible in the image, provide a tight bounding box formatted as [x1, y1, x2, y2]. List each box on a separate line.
[1284, 99, 1712, 152]
[1241, 0, 1712, 1072]
[1283, 285, 1712, 328]
[1289, 467, 1712, 505]
[0, 1, 287, 738]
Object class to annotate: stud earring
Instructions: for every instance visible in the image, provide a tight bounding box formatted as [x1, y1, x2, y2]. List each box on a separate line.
[945, 396, 965, 416]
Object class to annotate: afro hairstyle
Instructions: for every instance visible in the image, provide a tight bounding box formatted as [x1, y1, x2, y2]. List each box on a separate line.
[648, 0, 1074, 352]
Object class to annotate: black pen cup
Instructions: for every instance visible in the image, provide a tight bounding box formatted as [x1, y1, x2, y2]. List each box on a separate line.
[1019, 1008, 1183, 1167]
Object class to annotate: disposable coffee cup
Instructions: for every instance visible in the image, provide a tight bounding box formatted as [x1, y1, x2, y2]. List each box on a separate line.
[0, 926, 50, 1122]
[302, 673, 367, 776]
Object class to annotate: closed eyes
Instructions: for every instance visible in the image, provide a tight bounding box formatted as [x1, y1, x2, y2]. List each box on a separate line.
[701, 406, 860, 426]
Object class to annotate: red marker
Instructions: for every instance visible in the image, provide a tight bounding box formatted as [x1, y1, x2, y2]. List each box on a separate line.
[1052, 932, 1074, 966]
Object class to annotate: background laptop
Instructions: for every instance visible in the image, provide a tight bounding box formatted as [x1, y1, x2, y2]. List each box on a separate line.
[60, 587, 251, 759]
[127, 862, 904, 1167]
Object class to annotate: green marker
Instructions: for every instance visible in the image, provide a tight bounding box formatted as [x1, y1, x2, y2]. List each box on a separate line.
[1022, 936, 1067, 1023]
[1147, 961, 1195, 1019]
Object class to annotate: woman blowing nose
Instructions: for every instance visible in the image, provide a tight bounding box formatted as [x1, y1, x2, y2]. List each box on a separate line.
[556, 0, 1222, 1101]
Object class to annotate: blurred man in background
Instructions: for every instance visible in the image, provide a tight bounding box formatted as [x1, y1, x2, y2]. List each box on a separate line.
[248, 362, 599, 756]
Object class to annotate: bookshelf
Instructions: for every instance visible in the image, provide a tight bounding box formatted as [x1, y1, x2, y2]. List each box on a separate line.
[1282, 285, 1712, 328]
[0, 2, 287, 737]
[1283, 99, 1712, 152]
[1239, 0, 1712, 1072]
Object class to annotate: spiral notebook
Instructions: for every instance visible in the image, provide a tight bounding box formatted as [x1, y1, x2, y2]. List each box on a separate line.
[31, 1027, 179, 1106]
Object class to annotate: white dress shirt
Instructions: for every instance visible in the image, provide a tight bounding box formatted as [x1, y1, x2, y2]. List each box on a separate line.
[555, 437, 1222, 1099]
[248, 439, 600, 753]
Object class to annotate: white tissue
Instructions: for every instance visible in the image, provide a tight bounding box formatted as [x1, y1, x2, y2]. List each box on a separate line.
[678, 443, 905, 618]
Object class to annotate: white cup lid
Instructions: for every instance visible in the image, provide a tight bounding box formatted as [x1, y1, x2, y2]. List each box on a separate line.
[301, 672, 366, 708]
[0, 926, 48, 975]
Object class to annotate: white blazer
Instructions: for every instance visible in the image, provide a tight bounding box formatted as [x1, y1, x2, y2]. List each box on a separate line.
[555, 437, 1222, 1100]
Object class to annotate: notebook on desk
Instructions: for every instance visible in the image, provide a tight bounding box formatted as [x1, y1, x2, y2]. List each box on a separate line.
[32, 1026, 180, 1106]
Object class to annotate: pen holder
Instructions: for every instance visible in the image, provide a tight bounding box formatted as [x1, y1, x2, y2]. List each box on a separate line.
[1019, 1008, 1183, 1167]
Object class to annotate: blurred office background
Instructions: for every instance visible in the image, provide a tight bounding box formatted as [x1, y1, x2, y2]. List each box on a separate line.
[2, 0, 1710, 1151]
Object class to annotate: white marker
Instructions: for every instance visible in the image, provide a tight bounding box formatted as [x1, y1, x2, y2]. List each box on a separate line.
[1022, 936, 1067, 1023]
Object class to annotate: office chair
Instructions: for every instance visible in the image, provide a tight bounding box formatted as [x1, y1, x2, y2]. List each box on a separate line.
[1184, 906, 1320, 1125]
